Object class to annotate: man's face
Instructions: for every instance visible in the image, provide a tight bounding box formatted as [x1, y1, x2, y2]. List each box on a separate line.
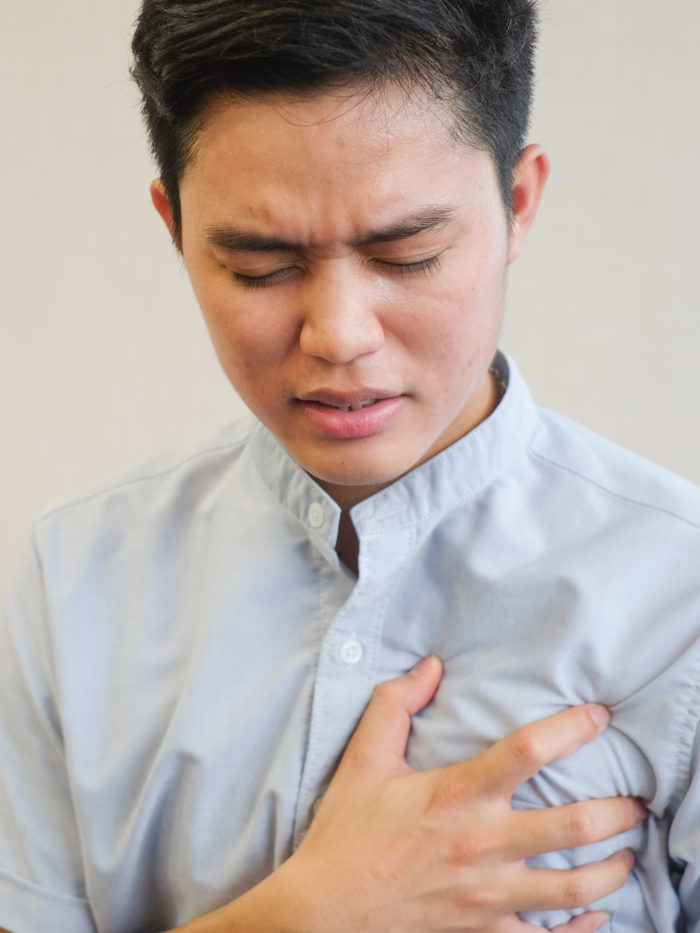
[153, 85, 545, 509]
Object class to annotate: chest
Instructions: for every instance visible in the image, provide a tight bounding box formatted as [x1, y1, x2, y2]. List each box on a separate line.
[65, 539, 699, 930]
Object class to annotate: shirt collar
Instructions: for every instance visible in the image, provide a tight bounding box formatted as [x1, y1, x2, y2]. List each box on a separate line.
[248, 352, 537, 557]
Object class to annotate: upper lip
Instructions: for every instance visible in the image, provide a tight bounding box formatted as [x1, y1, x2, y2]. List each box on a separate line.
[298, 388, 399, 408]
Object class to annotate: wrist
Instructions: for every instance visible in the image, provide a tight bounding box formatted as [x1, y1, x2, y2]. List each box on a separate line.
[174, 854, 330, 933]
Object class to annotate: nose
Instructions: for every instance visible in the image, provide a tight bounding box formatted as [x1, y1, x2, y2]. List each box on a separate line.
[298, 262, 385, 363]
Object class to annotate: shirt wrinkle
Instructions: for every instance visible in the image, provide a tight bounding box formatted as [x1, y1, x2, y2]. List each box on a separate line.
[0, 863, 91, 904]
[670, 661, 700, 814]
[529, 446, 700, 532]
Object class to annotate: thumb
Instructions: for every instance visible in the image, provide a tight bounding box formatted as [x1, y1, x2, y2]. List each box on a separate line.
[341, 655, 443, 776]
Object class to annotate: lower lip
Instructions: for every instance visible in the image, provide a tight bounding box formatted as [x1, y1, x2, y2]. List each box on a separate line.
[300, 397, 404, 439]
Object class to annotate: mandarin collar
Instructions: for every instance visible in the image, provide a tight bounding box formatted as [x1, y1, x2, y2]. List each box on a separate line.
[248, 352, 537, 559]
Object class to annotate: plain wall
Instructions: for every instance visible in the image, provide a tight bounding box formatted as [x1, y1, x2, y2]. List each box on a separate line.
[2, 0, 699, 581]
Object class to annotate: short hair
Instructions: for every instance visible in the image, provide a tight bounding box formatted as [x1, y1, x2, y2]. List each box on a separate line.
[131, 0, 539, 242]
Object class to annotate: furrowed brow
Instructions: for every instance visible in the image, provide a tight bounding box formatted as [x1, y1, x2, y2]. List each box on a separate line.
[204, 206, 458, 254]
[356, 207, 458, 245]
[205, 226, 299, 253]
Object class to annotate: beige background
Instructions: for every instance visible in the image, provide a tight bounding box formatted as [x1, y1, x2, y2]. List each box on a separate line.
[2, 0, 699, 582]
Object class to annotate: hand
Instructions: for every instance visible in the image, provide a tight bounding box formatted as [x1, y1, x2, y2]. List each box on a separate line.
[280, 655, 641, 932]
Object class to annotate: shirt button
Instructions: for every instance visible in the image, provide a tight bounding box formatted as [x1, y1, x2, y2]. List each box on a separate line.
[339, 637, 363, 665]
[308, 502, 324, 529]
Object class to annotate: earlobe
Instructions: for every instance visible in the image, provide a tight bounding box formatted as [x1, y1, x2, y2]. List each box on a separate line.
[150, 179, 176, 238]
[507, 144, 550, 263]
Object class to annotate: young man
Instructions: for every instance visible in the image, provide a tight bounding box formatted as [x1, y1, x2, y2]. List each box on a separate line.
[2, 1, 699, 930]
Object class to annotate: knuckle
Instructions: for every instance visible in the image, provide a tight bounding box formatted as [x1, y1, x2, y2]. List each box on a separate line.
[371, 680, 398, 706]
[565, 804, 597, 845]
[445, 834, 494, 866]
[509, 730, 546, 770]
[453, 884, 500, 914]
[431, 775, 472, 814]
[560, 872, 591, 910]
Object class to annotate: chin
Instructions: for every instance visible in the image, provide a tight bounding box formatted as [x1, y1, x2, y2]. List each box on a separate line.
[303, 454, 418, 492]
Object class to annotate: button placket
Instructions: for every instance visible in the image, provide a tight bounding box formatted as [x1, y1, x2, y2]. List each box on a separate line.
[293, 526, 408, 850]
[307, 502, 325, 529]
[292, 589, 380, 848]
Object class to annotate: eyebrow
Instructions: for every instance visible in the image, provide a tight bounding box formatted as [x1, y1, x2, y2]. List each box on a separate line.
[204, 206, 458, 253]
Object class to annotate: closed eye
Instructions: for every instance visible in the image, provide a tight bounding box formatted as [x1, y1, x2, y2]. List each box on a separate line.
[231, 253, 442, 290]
[372, 255, 442, 277]
[231, 266, 300, 290]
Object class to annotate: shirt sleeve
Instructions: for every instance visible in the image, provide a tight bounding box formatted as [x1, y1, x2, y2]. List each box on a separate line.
[0, 532, 96, 933]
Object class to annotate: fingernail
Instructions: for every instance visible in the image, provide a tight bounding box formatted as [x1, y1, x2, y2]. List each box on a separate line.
[634, 798, 648, 821]
[622, 849, 636, 869]
[588, 704, 611, 729]
[590, 911, 611, 931]
[409, 655, 439, 677]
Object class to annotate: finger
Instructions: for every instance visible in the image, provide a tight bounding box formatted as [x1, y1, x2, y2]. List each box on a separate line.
[504, 796, 646, 860]
[549, 911, 612, 932]
[338, 655, 443, 776]
[490, 909, 611, 932]
[466, 704, 611, 796]
[509, 850, 633, 913]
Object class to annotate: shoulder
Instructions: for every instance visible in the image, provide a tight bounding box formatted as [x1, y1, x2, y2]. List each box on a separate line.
[39, 417, 250, 516]
[528, 406, 700, 533]
[31, 416, 254, 557]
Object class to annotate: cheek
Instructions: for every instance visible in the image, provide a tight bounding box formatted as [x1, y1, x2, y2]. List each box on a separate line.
[185, 252, 283, 355]
[399, 279, 502, 357]
[396, 273, 504, 394]
[196, 280, 288, 366]
[211, 313, 283, 385]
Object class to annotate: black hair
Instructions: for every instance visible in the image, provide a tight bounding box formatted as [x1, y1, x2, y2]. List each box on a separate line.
[131, 0, 538, 242]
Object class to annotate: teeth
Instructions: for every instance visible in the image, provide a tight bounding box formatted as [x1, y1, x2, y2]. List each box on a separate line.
[328, 399, 377, 411]
[350, 400, 376, 411]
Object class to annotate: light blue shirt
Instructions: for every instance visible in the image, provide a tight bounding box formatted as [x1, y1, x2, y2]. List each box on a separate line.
[2, 354, 700, 932]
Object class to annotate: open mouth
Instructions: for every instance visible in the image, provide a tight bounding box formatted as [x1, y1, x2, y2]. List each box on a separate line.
[299, 394, 404, 439]
[326, 399, 378, 412]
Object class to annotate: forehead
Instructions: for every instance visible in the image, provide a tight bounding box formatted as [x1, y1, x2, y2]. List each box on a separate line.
[187, 82, 462, 171]
[179, 84, 502, 243]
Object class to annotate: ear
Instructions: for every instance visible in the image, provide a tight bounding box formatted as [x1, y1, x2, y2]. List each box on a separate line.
[507, 144, 550, 264]
[150, 179, 179, 247]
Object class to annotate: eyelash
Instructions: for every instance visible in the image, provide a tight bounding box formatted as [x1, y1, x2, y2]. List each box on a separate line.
[232, 270, 290, 290]
[231, 255, 442, 290]
[380, 255, 442, 278]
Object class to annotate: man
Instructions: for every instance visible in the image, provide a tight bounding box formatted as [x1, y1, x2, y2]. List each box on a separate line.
[3, 0, 699, 930]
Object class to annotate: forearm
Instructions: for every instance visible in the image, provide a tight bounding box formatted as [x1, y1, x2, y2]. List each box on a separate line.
[171, 858, 325, 933]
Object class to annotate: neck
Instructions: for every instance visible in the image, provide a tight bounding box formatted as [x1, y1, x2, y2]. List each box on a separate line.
[336, 510, 360, 576]
[322, 365, 506, 573]
[319, 364, 505, 514]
